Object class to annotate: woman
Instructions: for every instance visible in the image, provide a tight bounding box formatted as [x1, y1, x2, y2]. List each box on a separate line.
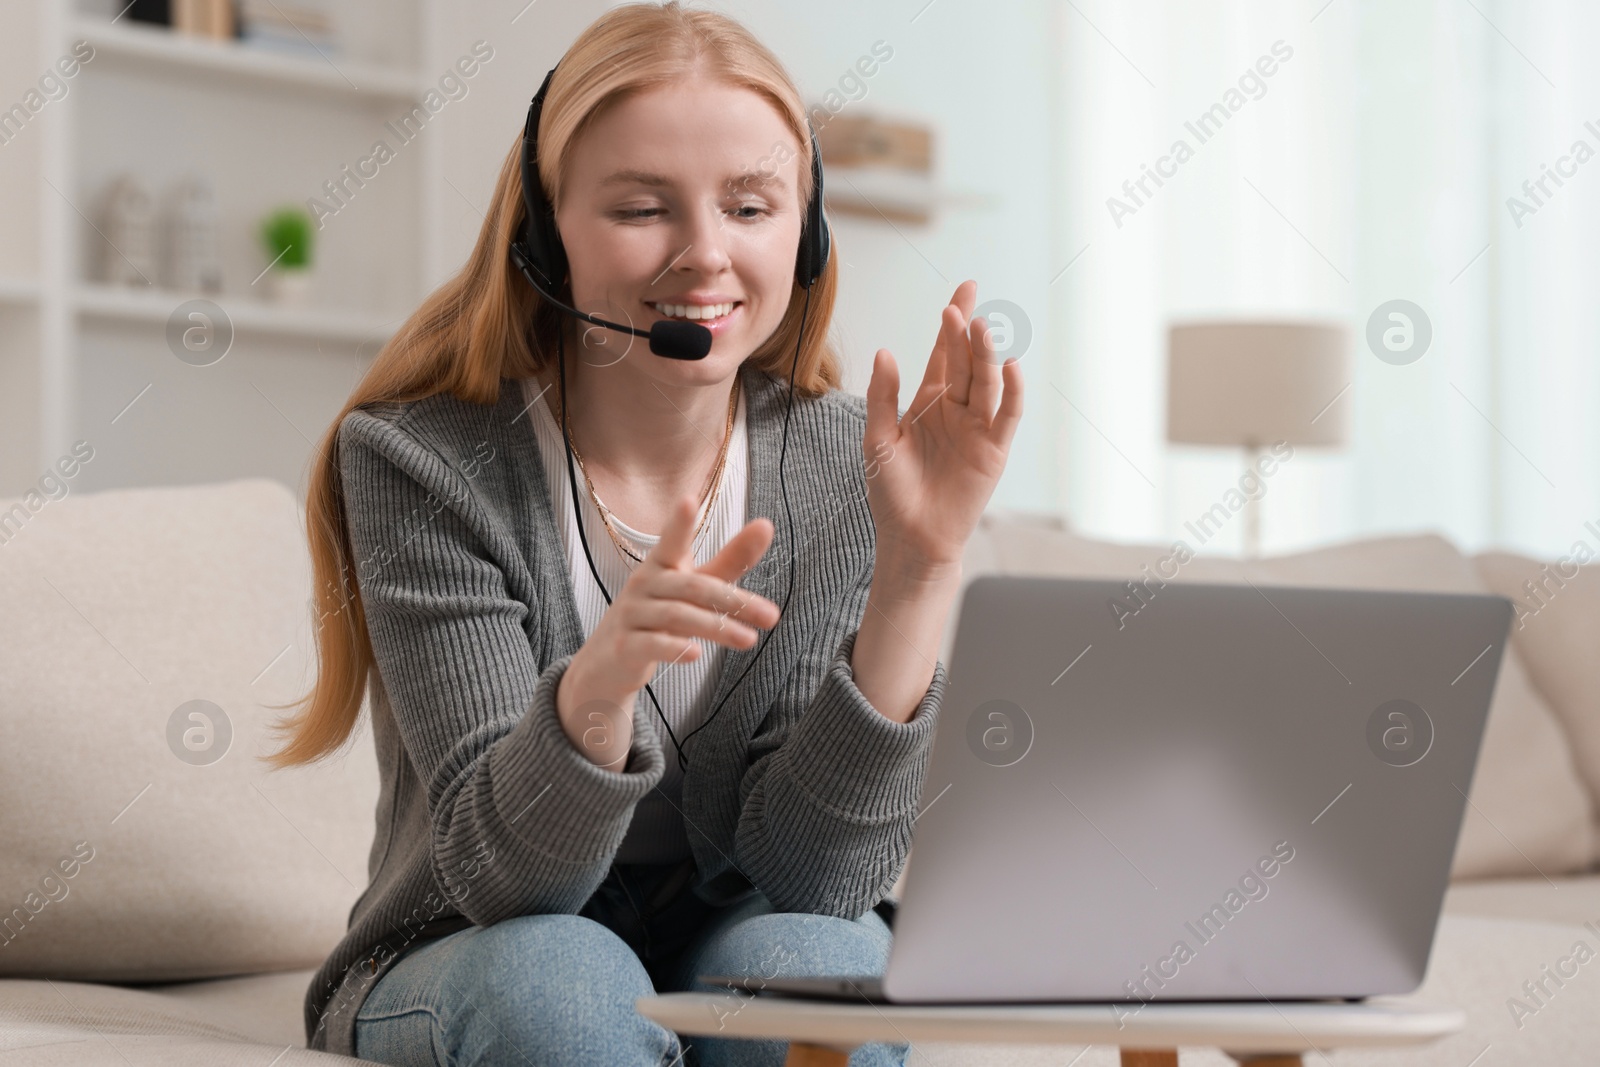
[265, 3, 1021, 1065]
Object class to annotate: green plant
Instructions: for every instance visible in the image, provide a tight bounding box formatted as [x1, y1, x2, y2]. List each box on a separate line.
[259, 206, 314, 270]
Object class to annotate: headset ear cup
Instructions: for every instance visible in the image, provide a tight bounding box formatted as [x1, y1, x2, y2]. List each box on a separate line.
[797, 123, 830, 288]
[519, 66, 569, 294]
[531, 199, 568, 294]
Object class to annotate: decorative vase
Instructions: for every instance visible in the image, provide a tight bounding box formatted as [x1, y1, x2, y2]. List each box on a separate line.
[101, 173, 158, 287]
[163, 174, 223, 294]
[265, 267, 312, 306]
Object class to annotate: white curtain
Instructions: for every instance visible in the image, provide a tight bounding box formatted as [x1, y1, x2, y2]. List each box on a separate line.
[1051, 0, 1598, 560]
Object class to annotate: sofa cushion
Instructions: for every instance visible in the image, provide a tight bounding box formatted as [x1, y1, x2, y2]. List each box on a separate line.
[0, 975, 367, 1063]
[0, 478, 380, 982]
[140, 967, 320, 1048]
[1444, 874, 1600, 929]
[1475, 552, 1600, 824]
[947, 517, 1596, 881]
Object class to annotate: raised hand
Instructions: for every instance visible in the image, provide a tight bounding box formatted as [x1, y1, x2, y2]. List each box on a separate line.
[556, 494, 780, 770]
[862, 279, 1024, 580]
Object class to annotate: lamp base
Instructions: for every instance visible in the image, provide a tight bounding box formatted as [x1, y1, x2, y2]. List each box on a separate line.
[1242, 444, 1262, 560]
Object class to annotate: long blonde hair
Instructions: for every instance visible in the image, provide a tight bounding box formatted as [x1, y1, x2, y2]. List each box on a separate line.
[262, 1, 841, 769]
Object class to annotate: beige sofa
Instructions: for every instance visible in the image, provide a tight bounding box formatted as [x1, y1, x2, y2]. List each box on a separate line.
[2, 479, 1597, 1065]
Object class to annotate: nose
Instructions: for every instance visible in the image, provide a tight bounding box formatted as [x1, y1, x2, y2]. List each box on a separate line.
[668, 199, 733, 278]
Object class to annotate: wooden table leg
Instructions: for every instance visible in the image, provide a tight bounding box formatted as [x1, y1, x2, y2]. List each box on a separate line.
[784, 1041, 853, 1066]
[1121, 1050, 1178, 1067]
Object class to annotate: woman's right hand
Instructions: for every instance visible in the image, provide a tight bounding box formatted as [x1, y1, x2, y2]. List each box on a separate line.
[555, 494, 781, 771]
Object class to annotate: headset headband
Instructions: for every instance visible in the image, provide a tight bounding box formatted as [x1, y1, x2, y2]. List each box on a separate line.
[513, 63, 830, 296]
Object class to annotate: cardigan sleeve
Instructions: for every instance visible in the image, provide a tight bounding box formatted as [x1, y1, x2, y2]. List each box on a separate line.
[730, 549, 947, 918]
[338, 408, 664, 924]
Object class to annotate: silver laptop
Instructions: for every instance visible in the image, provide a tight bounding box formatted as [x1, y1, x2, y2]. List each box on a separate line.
[703, 574, 1513, 1005]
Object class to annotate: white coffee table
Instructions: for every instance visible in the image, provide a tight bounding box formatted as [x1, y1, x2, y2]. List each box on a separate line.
[635, 991, 1464, 1066]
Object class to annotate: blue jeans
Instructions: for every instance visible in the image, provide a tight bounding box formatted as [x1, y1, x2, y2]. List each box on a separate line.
[353, 857, 908, 1066]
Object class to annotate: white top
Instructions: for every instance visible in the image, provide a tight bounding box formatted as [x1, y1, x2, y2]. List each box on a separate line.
[520, 374, 749, 864]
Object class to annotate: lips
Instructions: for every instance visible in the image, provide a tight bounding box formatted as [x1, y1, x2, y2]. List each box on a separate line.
[647, 301, 741, 322]
[645, 301, 743, 337]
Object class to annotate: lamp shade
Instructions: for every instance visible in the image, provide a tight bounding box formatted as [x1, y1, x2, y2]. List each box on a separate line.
[1166, 320, 1351, 448]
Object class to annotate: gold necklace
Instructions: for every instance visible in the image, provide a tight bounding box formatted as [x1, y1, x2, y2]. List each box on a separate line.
[554, 381, 739, 566]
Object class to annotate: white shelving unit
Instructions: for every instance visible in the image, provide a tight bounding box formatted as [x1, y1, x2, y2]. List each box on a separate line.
[69, 16, 423, 100]
[74, 283, 404, 345]
[0, 1, 433, 496]
[0, 277, 41, 304]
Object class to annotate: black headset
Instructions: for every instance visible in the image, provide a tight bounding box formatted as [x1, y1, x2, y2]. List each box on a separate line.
[508, 62, 831, 773]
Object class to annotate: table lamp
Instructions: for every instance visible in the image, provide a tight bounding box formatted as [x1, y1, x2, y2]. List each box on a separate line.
[1166, 320, 1351, 558]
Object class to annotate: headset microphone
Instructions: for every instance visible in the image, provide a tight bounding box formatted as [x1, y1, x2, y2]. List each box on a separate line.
[507, 243, 713, 361]
[511, 61, 830, 773]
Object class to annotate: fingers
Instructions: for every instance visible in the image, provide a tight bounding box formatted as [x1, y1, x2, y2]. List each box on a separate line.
[651, 569, 781, 630]
[646, 494, 701, 570]
[622, 629, 704, 667]
[699, 516, 774, 583]
[945, 300, 974, 407]
[624, 597, 764, 650]
[967, 313, 1002, 420]
[989, 354, 1025, 450]
[866, 348, 900, 458]
[606, 514, 780, 687]
[950, 278, 977, 320]
[624, 560, 784, 657]
[923, 305, 950, 393]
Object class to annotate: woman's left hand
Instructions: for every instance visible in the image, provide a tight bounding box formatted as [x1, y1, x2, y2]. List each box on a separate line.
[863, 279, 1024, 582]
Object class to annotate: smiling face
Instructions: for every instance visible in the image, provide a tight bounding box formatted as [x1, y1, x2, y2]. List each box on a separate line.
[553, 75, 805, 384]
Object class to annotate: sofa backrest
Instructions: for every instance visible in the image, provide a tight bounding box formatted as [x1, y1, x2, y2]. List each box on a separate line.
[950, 511, 1600, 882]
[0, 478, 379, 982]
[1473, 550, 1600, 840]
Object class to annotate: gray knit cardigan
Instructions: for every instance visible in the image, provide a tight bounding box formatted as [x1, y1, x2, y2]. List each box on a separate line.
[304, 361, 948, 1054]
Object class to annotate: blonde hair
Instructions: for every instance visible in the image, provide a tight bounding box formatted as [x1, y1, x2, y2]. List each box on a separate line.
[262, 1, 841, 768]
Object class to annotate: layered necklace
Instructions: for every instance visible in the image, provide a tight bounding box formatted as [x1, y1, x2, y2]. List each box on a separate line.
[550, 381, 739, 566]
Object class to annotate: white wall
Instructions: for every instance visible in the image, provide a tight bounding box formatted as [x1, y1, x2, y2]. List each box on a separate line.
[1054, 0, 1599, 560]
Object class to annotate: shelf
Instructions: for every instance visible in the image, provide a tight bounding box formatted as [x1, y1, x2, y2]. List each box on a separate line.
[75, 283, 403, 345]
[0, 277, 40, 306]
[71, 17, 422, 102]
[824, 167, 998, 226]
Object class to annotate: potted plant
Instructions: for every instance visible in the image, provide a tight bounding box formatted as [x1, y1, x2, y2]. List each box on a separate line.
[258, 206, 314, 305]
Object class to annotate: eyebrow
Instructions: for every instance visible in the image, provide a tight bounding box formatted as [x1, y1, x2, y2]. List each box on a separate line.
[598, 168, 788, 191]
